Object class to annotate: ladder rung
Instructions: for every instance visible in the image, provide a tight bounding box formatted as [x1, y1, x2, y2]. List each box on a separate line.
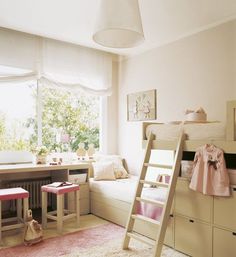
[131, 214, 160, 226]
[144, 163, 173, 169]
[136, 197, 165, 207]
[140, 180, 169, 188]
[127, 232, 155, 246]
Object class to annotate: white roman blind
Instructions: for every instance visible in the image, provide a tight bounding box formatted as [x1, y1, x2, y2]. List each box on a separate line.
[0, 27, 113, 95]
[0, 28, 38, 71]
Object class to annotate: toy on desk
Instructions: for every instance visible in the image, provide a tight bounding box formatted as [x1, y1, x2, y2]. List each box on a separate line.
[76, 143, 86, 160]
[49, 157, 63, 165]
[87, 143, 95, 159]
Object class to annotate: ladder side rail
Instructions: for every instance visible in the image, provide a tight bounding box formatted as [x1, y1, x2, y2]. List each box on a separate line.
[153, 131, 186, 257]
[123, 132, 155, 249]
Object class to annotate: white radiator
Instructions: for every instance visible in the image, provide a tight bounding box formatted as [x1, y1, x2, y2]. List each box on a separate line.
[6, 178, 52, 211]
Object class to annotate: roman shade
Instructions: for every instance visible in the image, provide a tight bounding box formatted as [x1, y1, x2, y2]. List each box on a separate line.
[0, 27, 113, 96]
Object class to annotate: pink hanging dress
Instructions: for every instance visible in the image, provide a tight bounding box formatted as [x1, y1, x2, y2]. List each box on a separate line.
[189, 144, 230, 196]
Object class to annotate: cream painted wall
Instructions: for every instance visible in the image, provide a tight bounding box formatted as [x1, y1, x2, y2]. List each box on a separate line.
[100, 60, 118, 154]
[234, 21, 236, 98]
[118, 20, 236, 174]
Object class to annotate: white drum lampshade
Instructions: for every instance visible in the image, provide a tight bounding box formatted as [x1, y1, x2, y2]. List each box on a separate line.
[93, 0, 144, 48]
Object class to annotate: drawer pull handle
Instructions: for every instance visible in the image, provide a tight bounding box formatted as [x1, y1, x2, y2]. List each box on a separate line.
[170, 214, 174, 218]
[189, 219, 194, 223]
[233, 232, 236, 236]
[233, 188, 236, 192]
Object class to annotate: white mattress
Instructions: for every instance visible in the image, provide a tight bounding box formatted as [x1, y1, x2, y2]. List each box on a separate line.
[146, 123, 225, 140]
[89, 175, 167, 203]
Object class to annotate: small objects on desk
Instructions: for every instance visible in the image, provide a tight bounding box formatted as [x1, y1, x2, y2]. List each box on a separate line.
[87, 143, 95, 159]
[49, 161, 61, 165]
[76, 142, 86, 160]
[49, 157, 63, 165]
[36, 155, 47, 165]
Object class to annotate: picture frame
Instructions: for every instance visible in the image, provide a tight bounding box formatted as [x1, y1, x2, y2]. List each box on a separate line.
[127, 89, 156, 121]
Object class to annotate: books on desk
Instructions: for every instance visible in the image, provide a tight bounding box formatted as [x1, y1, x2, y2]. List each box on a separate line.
[47, 182, 73, 188]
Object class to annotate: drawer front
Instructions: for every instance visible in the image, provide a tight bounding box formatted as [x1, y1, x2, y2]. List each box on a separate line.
[213, 227, 236, 257]
[214, 188, 236, 231]
[134, 216, 174, 248]
[175, 179, 213, 222]
[175, 215, 212, 257]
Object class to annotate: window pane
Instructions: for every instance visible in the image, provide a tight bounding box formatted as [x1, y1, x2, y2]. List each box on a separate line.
[0, 82, 37, 151]
[41, 87, 100, 152]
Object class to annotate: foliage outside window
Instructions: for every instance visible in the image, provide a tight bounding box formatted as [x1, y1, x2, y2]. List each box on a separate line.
[0, 82, 100, 153]
[40, 87, 100, 152]
[0, 82, 37, 151]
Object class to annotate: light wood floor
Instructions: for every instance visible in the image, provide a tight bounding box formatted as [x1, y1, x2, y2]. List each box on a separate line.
[0, 214, 108, 249]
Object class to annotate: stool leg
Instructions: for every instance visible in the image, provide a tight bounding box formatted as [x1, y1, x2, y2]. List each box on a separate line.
[23, 197, 29, 222]
[17, 199, 22, 221]
[0, 200, 2, 245]
[57, 194, 63, 234]
[42, 191, 47, 229]
[75, 190, 80, 227]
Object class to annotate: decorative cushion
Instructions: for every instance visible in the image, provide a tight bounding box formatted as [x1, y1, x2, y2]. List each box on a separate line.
[92, 161, 116, 181]
[94, 155, 129, 179]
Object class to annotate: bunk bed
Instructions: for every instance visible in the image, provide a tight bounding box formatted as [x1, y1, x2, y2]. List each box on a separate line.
[90, 100, 236, 257]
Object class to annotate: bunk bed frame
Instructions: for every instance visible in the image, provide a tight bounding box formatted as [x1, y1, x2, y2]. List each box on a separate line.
[142, 101, 236, 154]
[90, 100, 236, 253]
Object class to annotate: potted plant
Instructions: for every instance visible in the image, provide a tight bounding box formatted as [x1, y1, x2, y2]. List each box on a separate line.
[35, 146, 48, 164]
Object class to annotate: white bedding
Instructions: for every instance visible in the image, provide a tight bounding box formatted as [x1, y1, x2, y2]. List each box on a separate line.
[89, 175, 167, 203]
[146, 123, 225, 140]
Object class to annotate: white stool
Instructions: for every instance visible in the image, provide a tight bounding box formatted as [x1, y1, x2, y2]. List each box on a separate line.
[41, 183, 80, 233]
[0, 187, 29, 244]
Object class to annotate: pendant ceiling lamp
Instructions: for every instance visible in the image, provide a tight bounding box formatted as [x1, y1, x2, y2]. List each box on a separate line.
[93, 0, 144, 48]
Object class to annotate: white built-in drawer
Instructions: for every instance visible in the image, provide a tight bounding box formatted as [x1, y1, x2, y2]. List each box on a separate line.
[175, 178, 213, 222]
[213, 227, 236, 257]
[214, 187, 236, 231]
[175, 215, 212, 257]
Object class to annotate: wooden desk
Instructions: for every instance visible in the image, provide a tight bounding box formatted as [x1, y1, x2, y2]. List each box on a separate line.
[0, 162, 90, 174]
[0, 162, 91, 214]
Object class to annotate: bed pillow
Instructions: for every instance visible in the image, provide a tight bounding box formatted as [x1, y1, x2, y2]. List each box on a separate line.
[92, 161, 116, 181]
[94, 154, 129, 179]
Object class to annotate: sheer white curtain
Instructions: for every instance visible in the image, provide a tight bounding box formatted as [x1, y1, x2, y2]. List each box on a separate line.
[0, 28, 113, 96]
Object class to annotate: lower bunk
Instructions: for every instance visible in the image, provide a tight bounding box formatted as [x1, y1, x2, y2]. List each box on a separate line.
[89, 176, 174, 248]
[90, 175, 236, 257]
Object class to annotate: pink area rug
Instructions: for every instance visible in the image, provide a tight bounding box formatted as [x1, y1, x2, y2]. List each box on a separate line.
[0, 223, 186, 257]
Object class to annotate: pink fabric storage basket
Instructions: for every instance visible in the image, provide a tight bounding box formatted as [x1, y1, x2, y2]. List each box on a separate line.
[228, 169, 236, 185]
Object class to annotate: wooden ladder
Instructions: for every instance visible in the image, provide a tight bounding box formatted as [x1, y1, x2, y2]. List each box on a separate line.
[122, 131, 185, 257]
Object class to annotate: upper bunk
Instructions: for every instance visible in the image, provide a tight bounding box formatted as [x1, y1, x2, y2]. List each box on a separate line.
[142, 100, 236, 154]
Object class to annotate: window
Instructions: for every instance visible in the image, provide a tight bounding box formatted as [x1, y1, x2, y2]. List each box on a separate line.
[40, 87, 100, 152]
[0, 80, 100, 152]
[0, 82, 37, 151]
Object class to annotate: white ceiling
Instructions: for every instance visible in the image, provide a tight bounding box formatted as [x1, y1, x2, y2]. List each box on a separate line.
[0, 0, 236, 56]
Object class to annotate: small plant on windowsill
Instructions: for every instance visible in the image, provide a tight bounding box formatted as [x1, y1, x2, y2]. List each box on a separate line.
[35, 146, 48, 165]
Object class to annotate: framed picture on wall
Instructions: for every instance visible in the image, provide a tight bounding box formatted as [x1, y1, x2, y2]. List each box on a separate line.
[127, 89, 156, 121]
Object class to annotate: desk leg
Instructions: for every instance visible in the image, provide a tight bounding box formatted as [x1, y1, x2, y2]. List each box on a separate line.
[0, 200, 2, 245]
[17, 199, 22, 221]
[23, 197, 29, 222]
[57, 194, 63, 234]
[42, 192, 47, 229]
[75, 190, 80, 227]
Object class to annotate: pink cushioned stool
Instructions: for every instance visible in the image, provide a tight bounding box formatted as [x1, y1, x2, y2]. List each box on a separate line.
[41, 183, 80, 233]
[0, 187, 29, 244]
